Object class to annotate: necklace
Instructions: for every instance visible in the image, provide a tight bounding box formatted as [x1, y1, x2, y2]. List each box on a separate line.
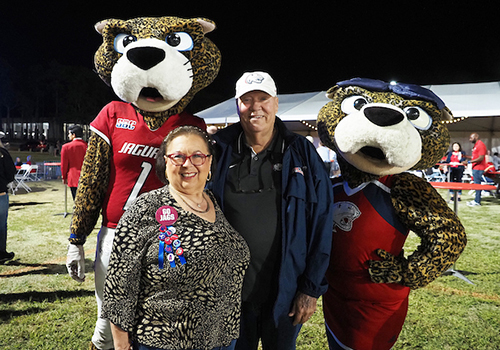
[170, 186, 210, 214]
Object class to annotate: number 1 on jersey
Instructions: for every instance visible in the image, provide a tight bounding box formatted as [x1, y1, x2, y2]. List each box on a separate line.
[123, 162, 153, 211]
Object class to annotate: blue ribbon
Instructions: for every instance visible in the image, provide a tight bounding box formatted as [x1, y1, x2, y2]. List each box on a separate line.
[168, 252, 176, 268]
[158, 240, 165, 269]
[178, 254, 186, 265]
[158, 225, 186, 269]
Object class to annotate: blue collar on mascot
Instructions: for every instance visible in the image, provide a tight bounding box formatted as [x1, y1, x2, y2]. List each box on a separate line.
[337, 77, 445, 110]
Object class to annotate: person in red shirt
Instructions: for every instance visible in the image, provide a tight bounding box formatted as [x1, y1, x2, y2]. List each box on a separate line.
[467, 133, 488, 206]
[61, 125, 88, 200]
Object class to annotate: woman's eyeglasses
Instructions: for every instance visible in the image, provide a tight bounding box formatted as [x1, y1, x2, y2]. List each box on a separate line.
[166, 152, 211, 166]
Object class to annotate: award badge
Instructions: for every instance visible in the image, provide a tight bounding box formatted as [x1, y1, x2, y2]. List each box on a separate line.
[155, 206, 186, 269]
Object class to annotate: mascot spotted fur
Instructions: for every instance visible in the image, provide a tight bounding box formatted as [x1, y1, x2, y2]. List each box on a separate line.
[317, 78, 467, 350]
[65, 16, 221, 350]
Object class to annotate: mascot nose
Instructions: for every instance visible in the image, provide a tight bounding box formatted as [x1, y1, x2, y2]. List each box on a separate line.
[127, 47, 166, 70]
[363, 106, 404, 127]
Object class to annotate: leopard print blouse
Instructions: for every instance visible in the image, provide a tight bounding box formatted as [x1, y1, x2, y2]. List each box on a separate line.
[101, 186, 250, 350]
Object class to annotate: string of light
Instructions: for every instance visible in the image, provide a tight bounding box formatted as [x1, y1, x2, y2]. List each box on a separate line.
[301, 120, 318, 130]
[441, 117, 468, 124]
[212, 117, 465, 130]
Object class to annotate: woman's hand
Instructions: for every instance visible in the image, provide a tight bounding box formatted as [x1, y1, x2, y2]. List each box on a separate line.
[110, 323, 132, 350]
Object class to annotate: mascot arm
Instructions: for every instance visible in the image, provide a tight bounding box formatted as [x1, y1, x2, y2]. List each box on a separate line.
[369, 172, 466, 289]
[68, 133, 111, 245]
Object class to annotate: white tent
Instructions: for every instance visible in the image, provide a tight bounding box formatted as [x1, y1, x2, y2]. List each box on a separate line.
[425, 82, 500, 118]
[424, 82, 500, 153]
[197, 81, 500, 151]
[198, 81, 500, 124]
[196, 91, 327, 124]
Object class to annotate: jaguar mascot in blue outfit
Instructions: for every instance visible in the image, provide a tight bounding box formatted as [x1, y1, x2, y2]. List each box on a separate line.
[317, 78, 466, 350]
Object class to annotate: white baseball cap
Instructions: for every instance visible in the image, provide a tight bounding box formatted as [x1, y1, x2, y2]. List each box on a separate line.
[235, 71, 277, 99]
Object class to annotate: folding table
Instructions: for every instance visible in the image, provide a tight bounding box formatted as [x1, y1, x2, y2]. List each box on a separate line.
[429, 181, 497, 284]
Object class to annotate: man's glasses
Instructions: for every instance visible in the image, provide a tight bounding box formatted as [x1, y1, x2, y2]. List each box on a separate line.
[166, 152, 211, 166]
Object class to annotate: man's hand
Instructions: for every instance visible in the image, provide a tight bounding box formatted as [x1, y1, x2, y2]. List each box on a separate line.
[288, 292, 318, 326]
[66, 244, 85, 282]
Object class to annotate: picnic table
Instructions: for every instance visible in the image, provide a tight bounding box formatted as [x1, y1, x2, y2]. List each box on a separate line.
[429, 181, 497, 284]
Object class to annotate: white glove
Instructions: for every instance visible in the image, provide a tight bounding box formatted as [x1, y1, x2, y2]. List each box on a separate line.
[66, 244, 85, 282]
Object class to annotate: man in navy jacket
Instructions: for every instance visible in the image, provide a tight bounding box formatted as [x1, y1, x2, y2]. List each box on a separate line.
[210, 72, 333, 350]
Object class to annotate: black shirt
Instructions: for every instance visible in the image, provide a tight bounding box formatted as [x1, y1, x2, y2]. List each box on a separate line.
[223, 131, 284, 303]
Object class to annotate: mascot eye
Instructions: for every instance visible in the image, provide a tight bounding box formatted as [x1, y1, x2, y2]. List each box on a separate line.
[165, 32, 194, 51]
[404, 106, 432, 130]
[341, 95, 368, 114]
[114, 33, 137, 53]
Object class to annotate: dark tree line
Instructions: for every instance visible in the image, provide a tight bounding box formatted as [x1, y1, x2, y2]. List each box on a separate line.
[0, 58, 115, 142]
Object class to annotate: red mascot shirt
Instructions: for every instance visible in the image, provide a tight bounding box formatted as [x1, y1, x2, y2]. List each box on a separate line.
[324, 176, 411, 350]
[90, 101, 206, 228]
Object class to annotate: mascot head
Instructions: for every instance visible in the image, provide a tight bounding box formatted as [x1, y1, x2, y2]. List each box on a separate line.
[318, 78, 452, 184]
[94, 16, 221, 117]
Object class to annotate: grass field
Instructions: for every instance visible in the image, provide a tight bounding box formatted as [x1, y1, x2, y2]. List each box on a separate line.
[1, 180, 499, 349]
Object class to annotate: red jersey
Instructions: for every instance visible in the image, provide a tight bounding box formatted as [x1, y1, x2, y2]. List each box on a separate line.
[471, 139, 488, 170]
[90, 101, 206, 228]
[324, 176, 410, 350]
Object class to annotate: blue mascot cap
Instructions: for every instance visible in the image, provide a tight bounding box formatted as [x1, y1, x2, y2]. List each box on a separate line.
[337, 78, 445, 110]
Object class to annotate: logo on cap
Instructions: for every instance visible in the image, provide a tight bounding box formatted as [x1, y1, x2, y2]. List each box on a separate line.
[245, 73, 265, 85]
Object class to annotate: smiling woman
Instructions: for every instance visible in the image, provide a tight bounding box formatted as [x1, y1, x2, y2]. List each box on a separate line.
[155, 126, 215, 184]
[101, 125, 250, 350]
[162, 128, 214, 216]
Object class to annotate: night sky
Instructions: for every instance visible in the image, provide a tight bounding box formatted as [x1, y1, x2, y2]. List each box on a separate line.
[2, 2, 500, 109]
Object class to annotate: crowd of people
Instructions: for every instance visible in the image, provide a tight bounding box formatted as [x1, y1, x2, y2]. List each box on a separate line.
[435, 132, 499, 206]
[1, 71, 499, 350]
[0, 126, 88, 265]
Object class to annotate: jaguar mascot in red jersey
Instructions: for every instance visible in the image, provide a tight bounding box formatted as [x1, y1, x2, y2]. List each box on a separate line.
[64, 16, 221, 350]
[317, 78, 466, 350]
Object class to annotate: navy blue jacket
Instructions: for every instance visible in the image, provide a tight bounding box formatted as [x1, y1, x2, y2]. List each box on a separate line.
[210, 118, 333, 324]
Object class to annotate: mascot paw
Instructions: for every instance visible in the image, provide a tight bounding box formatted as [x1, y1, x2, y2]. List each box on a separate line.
[368, 249, 407, 284]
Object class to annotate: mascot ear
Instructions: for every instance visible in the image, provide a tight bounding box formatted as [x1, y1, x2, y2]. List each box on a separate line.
[196, 18, 216, 34]
[441, 106, 453, 121]
[326, 85, 341, 100]
[95, 20, 111, 35]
